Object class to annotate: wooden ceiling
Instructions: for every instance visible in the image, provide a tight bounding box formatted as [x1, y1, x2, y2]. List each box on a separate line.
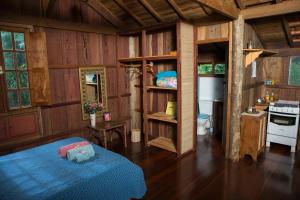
[85, 0, 240, 29]
[238, 0, 300, 48]
[0, 0, 299, 49]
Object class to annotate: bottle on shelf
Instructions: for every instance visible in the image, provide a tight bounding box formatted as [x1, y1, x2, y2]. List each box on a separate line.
[270, 91, 274, 102]
[265, 90, 270, 103]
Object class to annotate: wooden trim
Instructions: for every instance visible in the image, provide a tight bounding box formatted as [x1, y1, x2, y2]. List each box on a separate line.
[267, 48, 300, 57]
[0, 12, 116, 34]
[241, 0, 300, 20]
[197, 38, 229, 44]
[225, 21, 233, 158]
[194, 0, 240, 19]
[141, 30, 148, 146]
[176, 21, 182, 156]
[85, 0, 124, 28]
[167, 0, 189, 21]
[193, 26, 197, 151]
[264, 84, 300, 89]
[138, 0, 163, 22]
[113, 0, 145, 26]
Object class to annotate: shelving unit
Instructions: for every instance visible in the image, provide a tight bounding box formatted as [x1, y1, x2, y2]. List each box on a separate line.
[146, 86, 177, 91]
[117, 22, 195, 156]
[243, 48, 277, 67]
[265, 84, 300, 89]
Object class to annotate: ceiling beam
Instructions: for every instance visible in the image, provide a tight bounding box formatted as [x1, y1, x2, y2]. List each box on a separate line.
[113, 0, 145, 26]
[235, 0, 245, 9]
[167, 0, 189, 21]
[138, 0, 163, 22]
[241, 0, 300, 20]
[194, 0, 239, 19]
[200, 5, 212, 15]
[84, 0, 124, 28]
[42, 0, 56, 17]
[293, 38, 300, 43]
[281, 16, 294, 47]
[291, 30, 300, 36]
[289, 21, 300, 28]
[0, 11, 116, 34]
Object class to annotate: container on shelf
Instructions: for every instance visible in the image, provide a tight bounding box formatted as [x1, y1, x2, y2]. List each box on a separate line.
[131, 129, 141, 143]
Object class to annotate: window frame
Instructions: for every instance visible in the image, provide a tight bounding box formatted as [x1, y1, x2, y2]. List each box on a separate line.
[0, 28, 31, 111]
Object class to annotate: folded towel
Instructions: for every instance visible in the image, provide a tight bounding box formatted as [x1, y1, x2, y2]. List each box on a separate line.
[67, 144, 95, 163]
[58, 141, 89, 157]
[156, 71, 177, 79]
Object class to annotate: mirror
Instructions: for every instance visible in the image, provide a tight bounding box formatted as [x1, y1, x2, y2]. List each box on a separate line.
[79, 66, 108, 120]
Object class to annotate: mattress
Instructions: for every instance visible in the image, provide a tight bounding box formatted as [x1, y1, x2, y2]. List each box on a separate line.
[0, 137, 146, 200]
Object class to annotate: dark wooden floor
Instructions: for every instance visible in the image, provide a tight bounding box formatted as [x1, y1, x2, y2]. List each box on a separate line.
[107, 134, 300, 200]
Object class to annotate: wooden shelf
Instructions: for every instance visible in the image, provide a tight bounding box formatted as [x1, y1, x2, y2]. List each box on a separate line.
[243, 49, 278, 67]
[243, 49, 278, 56]
[146, 112, 177, 124]
[264, 84, 300, 89]
[148, 137, 177, 153]
[118, 57, 143, 62]
[145, 55, 177, 61]
[146, 86, 177, 91]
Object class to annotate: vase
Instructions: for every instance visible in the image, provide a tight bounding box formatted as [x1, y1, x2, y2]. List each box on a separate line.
[90, 113, 96, 127]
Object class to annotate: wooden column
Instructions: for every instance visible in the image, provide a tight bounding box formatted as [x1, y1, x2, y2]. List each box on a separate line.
[229, 15, 244, 161]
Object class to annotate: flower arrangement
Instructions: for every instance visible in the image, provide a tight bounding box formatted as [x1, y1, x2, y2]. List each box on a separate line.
[83, 101, 103, 114]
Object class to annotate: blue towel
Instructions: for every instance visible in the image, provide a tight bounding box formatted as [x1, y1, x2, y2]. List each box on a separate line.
[156, 71, 177, 79]
[67, 144, 95, 162]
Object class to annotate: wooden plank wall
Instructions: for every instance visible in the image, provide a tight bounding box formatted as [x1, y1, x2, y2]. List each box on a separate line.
[41, 28, 131, 137]
[0, 0, 131, 144]
[242, 26, 300, 151]
[0, 0, 110, 26]
[241, 23, 264, 112]
[260, 56, 300, 151]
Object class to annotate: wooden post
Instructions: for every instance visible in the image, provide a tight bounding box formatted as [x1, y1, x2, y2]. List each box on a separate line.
[228, 15, 244, 161]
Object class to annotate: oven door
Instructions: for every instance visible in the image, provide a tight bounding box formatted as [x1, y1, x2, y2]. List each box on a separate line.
[267, 112, 299, 138]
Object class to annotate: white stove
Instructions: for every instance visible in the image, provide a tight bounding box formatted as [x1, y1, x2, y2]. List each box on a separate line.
[267, 100, 299, 152]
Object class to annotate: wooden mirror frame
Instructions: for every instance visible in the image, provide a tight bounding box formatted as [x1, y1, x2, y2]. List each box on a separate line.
[79, 65, 108, 120]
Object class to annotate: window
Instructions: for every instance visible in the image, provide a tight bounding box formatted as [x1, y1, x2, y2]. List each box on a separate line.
[0, 31, 31, 110]
[288, 56, 300, 86]
[198, 63, 226, 75]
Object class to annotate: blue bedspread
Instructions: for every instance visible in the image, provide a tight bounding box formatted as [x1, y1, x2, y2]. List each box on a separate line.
[0, 137, 146, 200]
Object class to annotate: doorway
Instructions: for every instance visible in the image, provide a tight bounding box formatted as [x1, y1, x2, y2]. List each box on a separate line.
[196, 42, 229, 149]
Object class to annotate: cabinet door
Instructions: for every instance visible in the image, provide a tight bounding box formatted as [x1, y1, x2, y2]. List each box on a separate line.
[0, 117, 8, 140]
[8, 112, 39, 138]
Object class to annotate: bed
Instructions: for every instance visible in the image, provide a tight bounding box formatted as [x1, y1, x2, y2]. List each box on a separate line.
[0, 137, 146, 200]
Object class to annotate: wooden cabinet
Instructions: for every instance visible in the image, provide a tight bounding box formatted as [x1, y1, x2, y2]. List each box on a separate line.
[0, 108, 41, 145]
[240, 111, 267, 161]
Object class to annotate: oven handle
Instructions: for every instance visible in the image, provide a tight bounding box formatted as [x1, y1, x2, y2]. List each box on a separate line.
[269, 111, 298, 117]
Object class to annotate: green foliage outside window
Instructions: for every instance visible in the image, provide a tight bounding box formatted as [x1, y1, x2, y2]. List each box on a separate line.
[215, 64, 226, 74]
[1, 31, 30, 109]
[198, 64, 213, 74]
[198, 63, 226, 75]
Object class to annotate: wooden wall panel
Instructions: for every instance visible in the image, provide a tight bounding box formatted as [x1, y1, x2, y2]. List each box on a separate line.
[196, 22, 229, 42]
[241, 23, 263, 111]
[41, 28, 129, 138]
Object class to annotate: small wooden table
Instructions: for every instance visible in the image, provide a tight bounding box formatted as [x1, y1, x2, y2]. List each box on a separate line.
[87, 120, 127, 149]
